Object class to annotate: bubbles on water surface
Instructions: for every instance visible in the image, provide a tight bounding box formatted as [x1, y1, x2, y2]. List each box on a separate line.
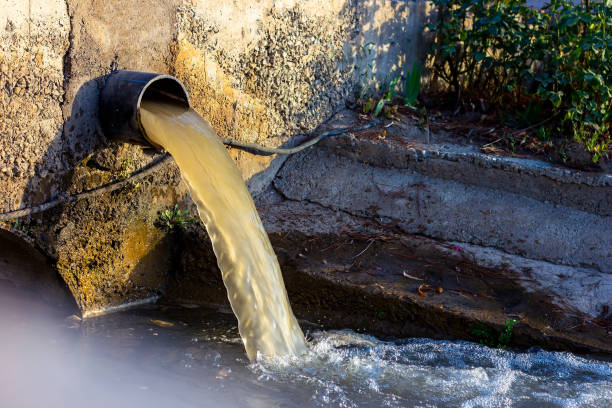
[249, 330, 612, 408]
[1, 286, 609, 408]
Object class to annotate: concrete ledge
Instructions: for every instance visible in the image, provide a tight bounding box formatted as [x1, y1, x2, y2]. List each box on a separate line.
[259, 196, 611, 354]
[318, 111, 611, 216]
[275, 147, 611, 271]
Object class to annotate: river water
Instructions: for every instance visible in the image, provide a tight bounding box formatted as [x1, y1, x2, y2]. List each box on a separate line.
[1, 286, 610, 408]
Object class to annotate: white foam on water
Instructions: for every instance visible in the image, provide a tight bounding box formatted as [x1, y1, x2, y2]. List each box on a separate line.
[250, 330, 612, 408]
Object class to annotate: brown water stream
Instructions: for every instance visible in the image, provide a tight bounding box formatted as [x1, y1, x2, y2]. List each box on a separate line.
[139, 97, 306, 360]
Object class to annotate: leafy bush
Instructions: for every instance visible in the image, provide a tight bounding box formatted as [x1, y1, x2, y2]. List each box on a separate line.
[428, 0, 611, 161]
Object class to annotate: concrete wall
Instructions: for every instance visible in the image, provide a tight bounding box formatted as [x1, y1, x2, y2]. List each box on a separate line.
[0, 0, 430, 313]
[0, 0, 69, 212]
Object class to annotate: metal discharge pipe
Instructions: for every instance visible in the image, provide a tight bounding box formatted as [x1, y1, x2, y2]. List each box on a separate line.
[99, 70, 190, 149]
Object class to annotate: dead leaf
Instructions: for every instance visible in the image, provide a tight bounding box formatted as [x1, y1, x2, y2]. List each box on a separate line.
[149, 319, 174, 328]
[417, 284, 433, 297]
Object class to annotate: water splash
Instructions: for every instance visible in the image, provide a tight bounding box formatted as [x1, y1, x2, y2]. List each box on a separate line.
[251, 330, 612, 408]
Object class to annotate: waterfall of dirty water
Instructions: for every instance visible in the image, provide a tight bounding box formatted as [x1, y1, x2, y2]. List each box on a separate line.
[139, 98, 307, 360]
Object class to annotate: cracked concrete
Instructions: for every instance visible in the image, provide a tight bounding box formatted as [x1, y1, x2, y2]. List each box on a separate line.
[275, 139, 612, 272]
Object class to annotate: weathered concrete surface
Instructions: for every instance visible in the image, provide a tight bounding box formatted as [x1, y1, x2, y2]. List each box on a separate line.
[256, 192, 611, 322]
[0, 0, 69, 212]
[1, 148, 189, 313]
[320, 111, 612, 216]
[1, 0, 428, 313]
[275, 120, 612, 272]
[348, 0, 434, 96]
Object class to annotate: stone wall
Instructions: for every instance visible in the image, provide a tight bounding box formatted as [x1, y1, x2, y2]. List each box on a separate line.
[0, 0, 430, 313]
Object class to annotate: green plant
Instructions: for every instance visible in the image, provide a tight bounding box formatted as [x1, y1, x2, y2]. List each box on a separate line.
[374, 77, 400, 117]
[530, 0, 612, 162]
[497, 319, 517, 348]
[471, 323, 497, 348]
[471, 319, 517, 349]
[117, 158, 133, 181]
[536, 125, 553, 142]
[404, 60, 423, 106]
[158, 204, 196, 231]
[11, 220, 29, 235]
[427, 0, 611, 162]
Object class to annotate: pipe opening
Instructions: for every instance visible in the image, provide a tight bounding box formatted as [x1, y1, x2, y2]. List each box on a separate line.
[139, 77, 189, 108]
[99, 70, 190, 148]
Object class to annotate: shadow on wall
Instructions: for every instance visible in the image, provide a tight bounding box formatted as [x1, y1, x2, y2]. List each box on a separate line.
[343, 0, 433, 97]
[21, 77, 109, 212]
[18, 76, 108, 258]
[0, 228, 78, 312]
[3, 77, 109, 311]
[16, 75, 177, 313]
[11, 77, 106, 307]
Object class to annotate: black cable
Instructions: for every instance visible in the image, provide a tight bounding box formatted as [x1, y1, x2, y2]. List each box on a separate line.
[0, 120, 379, 220]
[222, 120, 379, 155]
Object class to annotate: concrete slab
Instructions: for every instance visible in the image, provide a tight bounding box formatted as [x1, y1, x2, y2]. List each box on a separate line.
[275, 132, 612, 272]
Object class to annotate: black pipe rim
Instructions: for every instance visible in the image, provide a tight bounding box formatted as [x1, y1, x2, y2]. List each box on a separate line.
[135, 74, 190, 150]
[98, 70, 190, 150]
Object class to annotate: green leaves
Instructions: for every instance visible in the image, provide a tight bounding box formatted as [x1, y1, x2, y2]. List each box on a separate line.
[385, 77, 400, 101]
[158, 204, 196, 231]
[497, 319, 517, 349]
[374, 98, 386, 117]
[359, 59, 422, 117]
[471, 319, 517, 349]
[371, 77, 400, 117]
[404, 61, 422, 106]
[428, 0, 611, 161]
